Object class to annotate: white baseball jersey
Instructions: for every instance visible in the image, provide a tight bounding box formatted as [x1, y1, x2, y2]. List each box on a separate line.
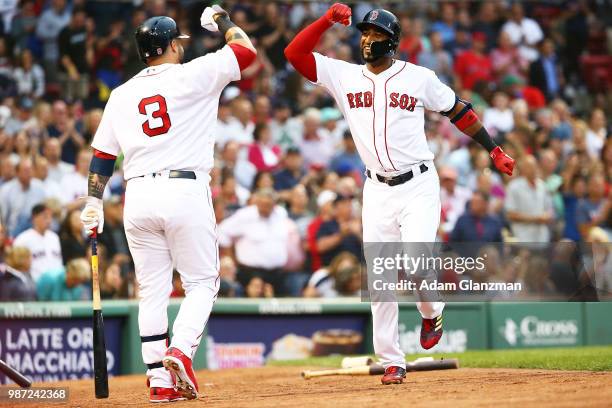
[313, 54, 455, 174]
[91, 45, 240, 179]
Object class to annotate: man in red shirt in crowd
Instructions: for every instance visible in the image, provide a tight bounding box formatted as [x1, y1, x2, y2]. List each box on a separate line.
[454, 32, 492, 90]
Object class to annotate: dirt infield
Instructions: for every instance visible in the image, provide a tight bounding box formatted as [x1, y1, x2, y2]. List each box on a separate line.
[15, 366, 612, 408]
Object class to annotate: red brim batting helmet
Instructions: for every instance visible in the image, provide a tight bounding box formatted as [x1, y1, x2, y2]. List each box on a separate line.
[135, 16, 190, 62]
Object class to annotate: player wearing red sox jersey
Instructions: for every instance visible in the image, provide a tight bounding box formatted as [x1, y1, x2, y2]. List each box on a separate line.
[285, 4, 515, 385]
[80, 7, 256, 402]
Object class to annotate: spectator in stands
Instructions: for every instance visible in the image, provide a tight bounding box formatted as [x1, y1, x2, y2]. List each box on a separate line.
[34, 160, 54, 194]
[491, 31, 528, 83]
[454, 32, 492, 90]
[439, 166, 472, 236]
[0, 155, 15, 187]
[46, 100, 85, 164]
[577, 173, 611, 240]
[505, 155, 554, 242]
[298, 108, 334, 168]
[561, 174, 587, 241]
[220, 140, 256, 190]
[248, 123, 282, 172]
[273, 147, 305, 196]
[0, 158, 47, 237]
[218, 256, 242, 297]
[529, 38, 563, 101]
[13, 49, 45, 98]
[450, 191, 503, 243]
[471, 1, 499, 51]
[287, 184, 314, 238]
[501, 2, 544, 62]
[13, 203, 62, 282]
[304, 252, 360, 298]
[539, 149, 564, 220]
[0, 246, 37, 301]
[59, 208, 86, 264]
[100, 263, 124, 299]
[586, 108, 607, 158]
[98, 195, 131, 267]
[42, 137, 72, 183]
[218, 188, 289, 295]
[58, 7, 91, 101]
[244, 276, 274, 298]
[220, 97, 254, 147]
[483, 92, 514, 137]
[418, 31, 453, 85]
[60, 148, 104, 210]
[35, 0, 71, 76]
[330, 131, 365, 181]
[251, 170, 275, 193]
[316, 195, 362, 268]
[6, 98, 35, 139]
[10, 0, 38, 55]
[430, 3, 456, 51]
[36, 257, 91, 301]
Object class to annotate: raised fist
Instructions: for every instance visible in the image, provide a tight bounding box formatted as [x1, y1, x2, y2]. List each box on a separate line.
[325, 3, 352, 26]
[200, 7, 219, 32]
[490, 146, 515, 176]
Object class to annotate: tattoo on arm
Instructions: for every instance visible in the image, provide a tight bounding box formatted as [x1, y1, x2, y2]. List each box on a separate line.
[88, 172, 110, 199]
[227, 30, 245, 42]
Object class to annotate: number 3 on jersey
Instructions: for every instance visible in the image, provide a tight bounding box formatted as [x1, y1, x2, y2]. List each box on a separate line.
[138, 95, 171, 137]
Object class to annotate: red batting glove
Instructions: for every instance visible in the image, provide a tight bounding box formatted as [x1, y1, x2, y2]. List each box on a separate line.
[490, 146, 515, 176]
[325, 3, 352, 26]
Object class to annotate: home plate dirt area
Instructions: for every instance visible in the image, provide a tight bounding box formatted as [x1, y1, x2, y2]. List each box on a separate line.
[23, 366, 612, 408]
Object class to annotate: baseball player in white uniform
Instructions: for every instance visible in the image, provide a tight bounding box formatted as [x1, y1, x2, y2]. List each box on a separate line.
[285, 4, 515, 384]
[80, 8, 256, 402]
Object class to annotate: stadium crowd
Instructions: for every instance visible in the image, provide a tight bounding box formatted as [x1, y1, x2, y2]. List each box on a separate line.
[0, 0, 611, 301]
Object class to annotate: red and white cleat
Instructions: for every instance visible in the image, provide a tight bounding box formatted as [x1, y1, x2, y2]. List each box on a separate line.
[162, 347, 199, 400]
[149, 387, 187, 403]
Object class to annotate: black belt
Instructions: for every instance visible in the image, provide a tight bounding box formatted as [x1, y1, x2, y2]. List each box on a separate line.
[133, 170, 196, 180]
[366, 164, 428, 187]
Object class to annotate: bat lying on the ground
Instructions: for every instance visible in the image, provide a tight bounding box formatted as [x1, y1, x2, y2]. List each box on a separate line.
[302, 358, 459, 379]
[0, 359, 32, 387]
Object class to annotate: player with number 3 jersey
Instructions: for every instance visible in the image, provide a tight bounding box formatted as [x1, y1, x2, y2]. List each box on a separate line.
[80, 7, 256, 403]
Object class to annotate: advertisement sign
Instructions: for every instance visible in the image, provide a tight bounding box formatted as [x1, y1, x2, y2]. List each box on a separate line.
[490, 303, 583, 348]
[0, 319, 122, 384]
[206, 315, 367, 369]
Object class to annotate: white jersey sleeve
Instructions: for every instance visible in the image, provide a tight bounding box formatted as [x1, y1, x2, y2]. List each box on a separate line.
[182, 44, 241, 95]
[313, 52, 352, 94]
[422, 70, 456, 113]
[91, 94, 121, 156]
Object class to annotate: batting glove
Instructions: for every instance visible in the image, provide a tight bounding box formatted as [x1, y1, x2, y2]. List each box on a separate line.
[80, 196, 104, 235]
[325, 3, 352, 26]
[200, 7, 219, 32]
[490, 146, 515, 176]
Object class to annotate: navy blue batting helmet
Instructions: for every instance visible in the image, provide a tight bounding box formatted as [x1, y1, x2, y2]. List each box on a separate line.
[356, 9, 401, 57]
[135, 16, 189, 62]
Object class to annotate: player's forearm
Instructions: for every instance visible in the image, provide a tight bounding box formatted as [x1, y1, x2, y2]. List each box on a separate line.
[284, 16, 332, 82]
[444, 100, 497, 153]
[88, 149, 116, 199]
[214, 13, 255, 53]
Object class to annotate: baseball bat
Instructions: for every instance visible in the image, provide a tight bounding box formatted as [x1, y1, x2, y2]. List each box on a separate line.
[0, 359, 32, 387]
[302, 358, 459, 379]
[91, 230, 109, 398]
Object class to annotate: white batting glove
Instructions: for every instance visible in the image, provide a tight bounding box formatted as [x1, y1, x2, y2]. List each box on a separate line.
[80, 197, 104, 235]
[200, 7, 219, 32]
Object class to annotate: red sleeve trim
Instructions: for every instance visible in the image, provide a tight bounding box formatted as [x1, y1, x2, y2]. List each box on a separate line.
[454, 110, 478, 131]
[93, 149, 117, 160]
[228, 43, 256, 71]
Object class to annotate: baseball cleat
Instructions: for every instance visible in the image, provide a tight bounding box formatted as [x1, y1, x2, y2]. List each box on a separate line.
[420, 314, 443, 350]
[163, 347, 199, 400]
[381, 366, 406, 385]
[149, 387, 188, 403]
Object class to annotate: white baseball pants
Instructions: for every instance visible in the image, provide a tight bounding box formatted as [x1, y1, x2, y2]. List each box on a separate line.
[362, 162, 445, 369]
[123, 171, 219, 388]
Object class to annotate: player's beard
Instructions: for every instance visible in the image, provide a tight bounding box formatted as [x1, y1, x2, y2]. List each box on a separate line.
[178, 44, 185, 62]
[361, 45, 381, 63]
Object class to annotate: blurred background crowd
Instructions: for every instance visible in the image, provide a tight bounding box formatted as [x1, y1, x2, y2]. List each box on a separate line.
[0, 0, 611, 302]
